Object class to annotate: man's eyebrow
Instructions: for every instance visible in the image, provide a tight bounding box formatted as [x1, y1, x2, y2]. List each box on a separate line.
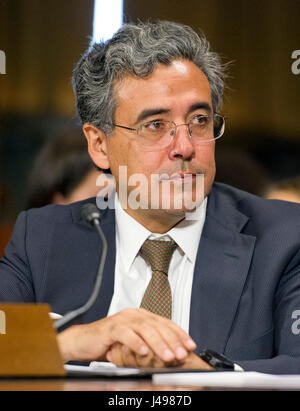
[187, 102, 213, 115]
[134, 108, 170, 125]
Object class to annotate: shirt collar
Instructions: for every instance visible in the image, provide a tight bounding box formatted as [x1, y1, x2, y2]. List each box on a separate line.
[167, 199, 207, 262]
[115, 195, 207, 271]
[115, 195, 152, 272]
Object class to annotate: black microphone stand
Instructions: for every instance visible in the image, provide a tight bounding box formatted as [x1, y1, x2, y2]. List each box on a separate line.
[54, 204, 108, 330]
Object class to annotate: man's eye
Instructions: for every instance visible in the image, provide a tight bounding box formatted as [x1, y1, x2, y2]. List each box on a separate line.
[145, 120, 164, 131]
[192, 115, 209, 125]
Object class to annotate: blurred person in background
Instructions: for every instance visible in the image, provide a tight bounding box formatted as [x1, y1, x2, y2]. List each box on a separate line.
[264, 176, 300, 204]
[215, 147, 270, 197]
[2, 126, 113, 256]
[25, 126, 112, 209]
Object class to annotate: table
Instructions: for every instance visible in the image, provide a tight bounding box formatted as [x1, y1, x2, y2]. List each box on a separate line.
[0, 377, 200, 391]
[0, 377, 286, 391]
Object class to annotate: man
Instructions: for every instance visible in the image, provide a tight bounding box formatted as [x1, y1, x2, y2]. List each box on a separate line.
[1, 21, 300, 374]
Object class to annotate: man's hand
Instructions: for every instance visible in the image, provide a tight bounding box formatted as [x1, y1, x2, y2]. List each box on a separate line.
[106, 342, 213, 370]
[57, 308, 196, 363]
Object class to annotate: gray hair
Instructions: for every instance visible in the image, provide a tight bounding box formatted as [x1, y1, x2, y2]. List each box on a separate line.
[73, 20, 227, 135]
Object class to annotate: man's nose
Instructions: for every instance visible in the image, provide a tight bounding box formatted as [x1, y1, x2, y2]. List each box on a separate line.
[168, 124, 195, 161]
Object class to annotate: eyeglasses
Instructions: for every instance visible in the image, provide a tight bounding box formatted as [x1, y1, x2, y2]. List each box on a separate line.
[111, 114, 225, 149]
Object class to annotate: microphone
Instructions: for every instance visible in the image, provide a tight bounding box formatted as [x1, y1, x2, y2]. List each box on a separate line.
[54, 203, 108, 330]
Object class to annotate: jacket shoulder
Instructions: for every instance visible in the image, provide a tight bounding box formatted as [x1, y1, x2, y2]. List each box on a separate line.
[212, 182, 300, 230]
[26, 197, 98, 225]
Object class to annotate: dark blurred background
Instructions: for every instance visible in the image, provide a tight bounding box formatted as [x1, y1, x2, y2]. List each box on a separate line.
[0, 0, 300, 232]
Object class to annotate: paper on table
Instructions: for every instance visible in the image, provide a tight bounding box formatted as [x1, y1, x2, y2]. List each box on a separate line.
[65, 362, 142, 377]
[152, 371, 300, 389]
[49, 312, 62, 320]
[89, 361, 118, 369]
[66, 362, 218, 378]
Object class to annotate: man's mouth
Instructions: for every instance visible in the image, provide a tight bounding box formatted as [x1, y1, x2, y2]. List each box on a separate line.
[159, 172, 198, 182]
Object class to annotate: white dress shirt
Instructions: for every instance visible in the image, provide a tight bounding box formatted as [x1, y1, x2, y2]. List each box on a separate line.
[107, 195, 207, 334]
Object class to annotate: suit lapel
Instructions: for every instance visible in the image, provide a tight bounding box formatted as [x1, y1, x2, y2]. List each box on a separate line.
[189, 186, 256, 353]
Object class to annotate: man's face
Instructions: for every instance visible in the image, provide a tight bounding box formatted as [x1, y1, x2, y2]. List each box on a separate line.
[106, 59, 216, 216]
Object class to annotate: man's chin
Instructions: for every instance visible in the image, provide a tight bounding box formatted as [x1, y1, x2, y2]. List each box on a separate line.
[149, 199, 204, 217]
[161, 204, 201, 216]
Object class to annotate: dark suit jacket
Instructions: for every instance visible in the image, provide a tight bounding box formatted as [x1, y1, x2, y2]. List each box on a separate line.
[1, 182, 300, 374]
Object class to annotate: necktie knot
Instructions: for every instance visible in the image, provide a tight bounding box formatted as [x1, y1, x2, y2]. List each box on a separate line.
[140, 239, 177, 275]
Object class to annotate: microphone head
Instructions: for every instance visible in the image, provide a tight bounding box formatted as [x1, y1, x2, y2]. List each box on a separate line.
[81, 203, 101, 226]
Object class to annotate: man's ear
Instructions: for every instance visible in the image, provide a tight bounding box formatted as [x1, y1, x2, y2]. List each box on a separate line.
[83, 123, 110, 171]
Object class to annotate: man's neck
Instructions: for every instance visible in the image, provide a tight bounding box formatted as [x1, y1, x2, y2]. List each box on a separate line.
[122, 207, 186, 234]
